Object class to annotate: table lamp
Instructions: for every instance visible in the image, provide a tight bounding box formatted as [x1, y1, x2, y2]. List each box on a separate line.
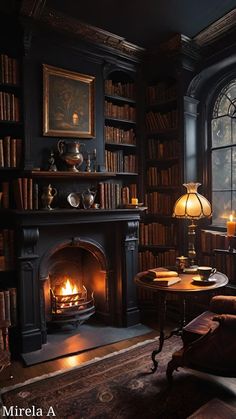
[173, 182, 212, 270]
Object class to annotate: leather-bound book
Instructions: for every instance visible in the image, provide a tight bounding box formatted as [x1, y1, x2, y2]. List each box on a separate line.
[2, 182, 9, 209]
[3, 136, 11, 167]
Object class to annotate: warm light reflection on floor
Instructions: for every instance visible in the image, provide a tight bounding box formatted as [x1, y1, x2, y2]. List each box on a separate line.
[62, 353, 90, 369]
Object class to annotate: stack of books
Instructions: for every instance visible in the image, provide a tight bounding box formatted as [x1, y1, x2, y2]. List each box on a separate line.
[146, 268, 181, 286]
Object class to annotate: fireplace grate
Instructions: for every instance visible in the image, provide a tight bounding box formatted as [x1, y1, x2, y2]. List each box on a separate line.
[50, 289, 95, 326]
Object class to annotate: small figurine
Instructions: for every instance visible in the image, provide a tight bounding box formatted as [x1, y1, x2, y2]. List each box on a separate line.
[48, 150, 57, 172]
[85, 153, 92, 172]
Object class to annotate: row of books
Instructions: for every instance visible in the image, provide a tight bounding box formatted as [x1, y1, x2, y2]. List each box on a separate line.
[147, 165, 181, 187]
[146, 82, 177, 105]
[0, 54, 19, 85]
[0, 288, 17, 329]
[146, 109, 178, 132]
[0, 91, 20, 122]
[104, 125, 136, 145]
[0, 136, 22, 168]
[105, 101, 136, 121]
[139, 222, 177, 246]
[0, 229, 15, 271]
[105, 150, 137, 173]
[144, 191, 179, 215]
[138, 248, 177, 272]
[200, 229, 228, 253]
[147, 138, 180, 160]
[105, 80, 135, 99]
[98, 182, 137, 209]
[0, 178, 39, 210]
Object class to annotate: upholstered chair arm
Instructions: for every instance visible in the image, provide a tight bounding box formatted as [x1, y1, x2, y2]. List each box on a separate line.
[213, 314, 236, 330]
[209, 295, 236, 314]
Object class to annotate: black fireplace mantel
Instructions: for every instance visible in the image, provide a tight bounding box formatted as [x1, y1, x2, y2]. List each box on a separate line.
[11, 208, 142, 227]
[10, 208, 142, 353]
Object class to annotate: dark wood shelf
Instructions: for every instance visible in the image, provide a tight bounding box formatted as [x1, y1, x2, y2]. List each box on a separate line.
[105, 116, 136, 125]
[28, 170, 117, 179]
[139, 244, 177, 250]
[0, 120, 22, 125]
[115, 172, 138, 176]
[146, 96, 177, 110]
[146, 157, 179, 165]
[146, 128, 178, 137]
[0, 83, 20, 90]
[105, 94, 136, 104]
[105, 142, 136, 148]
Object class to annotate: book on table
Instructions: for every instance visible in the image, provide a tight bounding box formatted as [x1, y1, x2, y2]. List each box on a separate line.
[146, 267, 181, 286]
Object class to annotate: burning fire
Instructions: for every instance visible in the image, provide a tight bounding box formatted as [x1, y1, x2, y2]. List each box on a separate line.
[60, 278, 78, 295]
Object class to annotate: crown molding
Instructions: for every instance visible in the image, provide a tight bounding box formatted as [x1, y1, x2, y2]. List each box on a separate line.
[194, 8, 236, 47]
[20, 0, 145, 59]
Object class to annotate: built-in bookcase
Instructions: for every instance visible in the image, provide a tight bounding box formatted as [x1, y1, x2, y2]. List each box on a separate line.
[139, 79, 181, 272]
[103, 69, 138, 208]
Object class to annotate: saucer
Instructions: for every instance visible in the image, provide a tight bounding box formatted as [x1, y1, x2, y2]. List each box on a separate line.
[192, 275, 216, 285]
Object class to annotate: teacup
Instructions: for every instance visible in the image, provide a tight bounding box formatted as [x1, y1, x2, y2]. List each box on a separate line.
[197, 266, 217, 281]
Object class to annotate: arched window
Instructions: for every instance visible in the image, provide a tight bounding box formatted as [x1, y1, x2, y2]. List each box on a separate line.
[211, 79, 236, 226]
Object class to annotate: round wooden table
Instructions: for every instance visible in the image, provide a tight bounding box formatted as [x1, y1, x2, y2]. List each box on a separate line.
[134, 271, 228, 372]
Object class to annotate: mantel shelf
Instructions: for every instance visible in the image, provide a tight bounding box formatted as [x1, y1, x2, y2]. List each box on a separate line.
[28, 171, 117, 179]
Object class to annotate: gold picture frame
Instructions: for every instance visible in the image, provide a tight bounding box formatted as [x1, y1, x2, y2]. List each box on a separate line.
[43, 64, 95, 138]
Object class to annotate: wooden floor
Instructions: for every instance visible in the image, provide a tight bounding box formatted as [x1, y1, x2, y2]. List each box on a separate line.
[1, 314, 236, 416]
[0, 316, 160, 389]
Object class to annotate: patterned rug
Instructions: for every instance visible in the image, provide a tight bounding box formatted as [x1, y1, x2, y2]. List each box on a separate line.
[1, 336, 236, 419]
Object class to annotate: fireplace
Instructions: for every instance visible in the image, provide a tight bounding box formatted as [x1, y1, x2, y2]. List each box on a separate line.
[14, 209, 141, 353]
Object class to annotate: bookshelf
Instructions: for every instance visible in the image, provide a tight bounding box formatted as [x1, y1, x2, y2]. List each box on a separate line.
[104, 69, 138, 208]
[200, 229, 236, 288]
[0, 17, 22, 357]
[138, 79, 181, 272]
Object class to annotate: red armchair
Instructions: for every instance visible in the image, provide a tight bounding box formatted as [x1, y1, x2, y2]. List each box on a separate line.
[167, 295, 236, 381]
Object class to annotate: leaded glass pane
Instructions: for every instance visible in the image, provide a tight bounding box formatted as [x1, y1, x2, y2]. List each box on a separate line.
[232, 119, 236, 141]
[233, 192, 236, 215]
[212, 191, 231, 226]
[212, 148, 231, 189]
[226, 81, 236, 101]
[233, 146, 236, 189]
[217, 95, 231, 116]
[211, 116, 231, 147]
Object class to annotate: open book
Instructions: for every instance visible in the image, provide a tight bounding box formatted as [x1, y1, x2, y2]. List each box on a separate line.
[146, 268, 181, 286]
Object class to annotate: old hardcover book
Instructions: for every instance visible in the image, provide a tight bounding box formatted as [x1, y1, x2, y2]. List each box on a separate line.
[0, 292, 5, 322]
[0, 139, 4, 167]
[152, 277, 181, 286]
[10, 138, 17, 167]
[2, 182, 9, 209]
[147, 268, 178, 278]
[3, 136, 11, 167]
[3, 291, 11, 325]
[13, 178, 23, 210]
[8, 288, 17, 326]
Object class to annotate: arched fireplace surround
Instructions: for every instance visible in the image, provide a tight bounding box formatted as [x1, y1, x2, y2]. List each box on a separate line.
[16, 209, 140, 353]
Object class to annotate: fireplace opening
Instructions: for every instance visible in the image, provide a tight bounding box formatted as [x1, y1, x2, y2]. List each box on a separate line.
[50, 276, 95, 327]
[42, 242, 108, 331]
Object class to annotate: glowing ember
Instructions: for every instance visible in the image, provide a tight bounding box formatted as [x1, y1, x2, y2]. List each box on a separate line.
[60, 278, 78, 295]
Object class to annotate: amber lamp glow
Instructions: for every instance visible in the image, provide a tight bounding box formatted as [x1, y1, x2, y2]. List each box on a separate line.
[173, 182, 212, 267]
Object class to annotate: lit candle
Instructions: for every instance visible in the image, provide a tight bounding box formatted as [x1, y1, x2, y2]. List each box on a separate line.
[227, 215, 236, 236]
[131, 198, 138, 205]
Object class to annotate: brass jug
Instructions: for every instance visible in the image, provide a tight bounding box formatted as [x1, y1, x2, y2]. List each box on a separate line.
[57, 140, 84, 172]
[41, 184, 57, 210]
[81, 189, 96, 209]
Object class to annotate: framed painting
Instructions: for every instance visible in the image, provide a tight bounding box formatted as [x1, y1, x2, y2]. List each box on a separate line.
[43, 64, 95, 138]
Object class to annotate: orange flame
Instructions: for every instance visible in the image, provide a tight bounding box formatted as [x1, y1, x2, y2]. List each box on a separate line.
[60, 278, 78, 295]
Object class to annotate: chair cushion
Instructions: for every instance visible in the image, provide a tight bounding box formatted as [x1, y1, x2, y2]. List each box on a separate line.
[182, 310, 219, 345]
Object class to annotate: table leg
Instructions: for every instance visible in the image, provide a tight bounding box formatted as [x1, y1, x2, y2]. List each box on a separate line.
[151, 293, 166, 373]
